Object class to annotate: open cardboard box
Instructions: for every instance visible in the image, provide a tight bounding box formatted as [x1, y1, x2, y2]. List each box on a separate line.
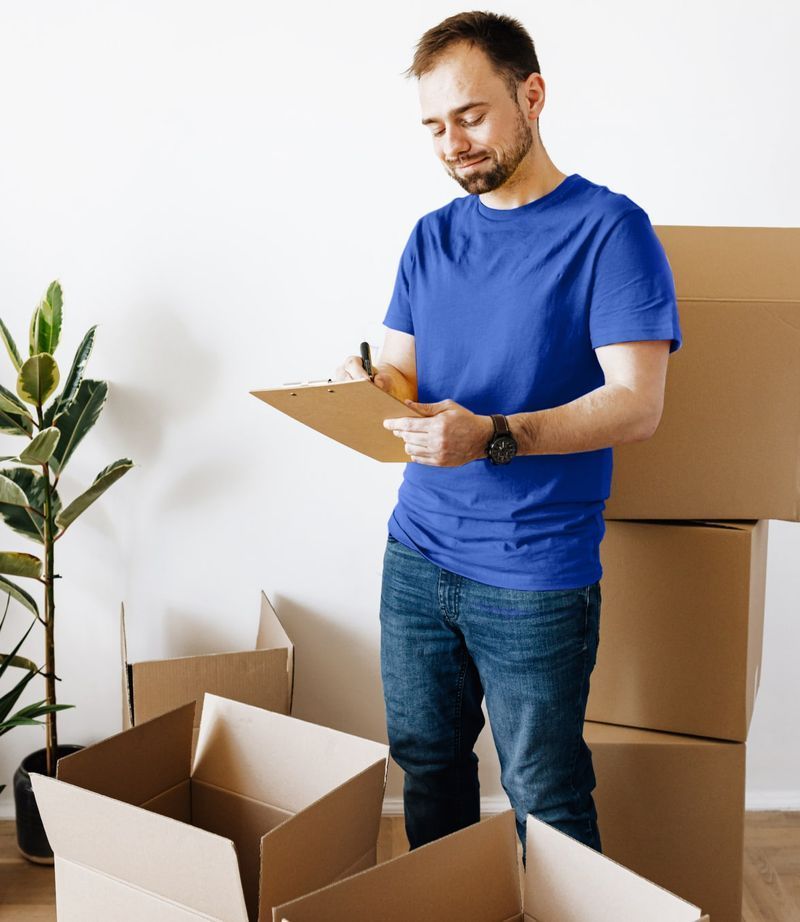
[275, 809, 708, 921]
[587, 720, 744, 922]
[604, 225, 800, 520]
[31, 693, 390, 922]
[588, 518, 767, 741]
[121, 590, 294, 750]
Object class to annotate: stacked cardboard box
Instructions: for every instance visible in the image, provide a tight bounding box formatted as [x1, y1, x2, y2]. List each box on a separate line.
[586, 224, 800, 922]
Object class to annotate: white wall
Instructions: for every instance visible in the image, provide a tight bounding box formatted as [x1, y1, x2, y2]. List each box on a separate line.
[1, 0, 798, 817]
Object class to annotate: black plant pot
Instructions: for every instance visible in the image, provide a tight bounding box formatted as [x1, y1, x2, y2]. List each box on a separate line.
[14, 744, 84, 864]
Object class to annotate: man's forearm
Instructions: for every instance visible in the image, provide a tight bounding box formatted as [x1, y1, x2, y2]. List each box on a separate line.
[505, 383, 657, 456]
[376, 362, 417, 403]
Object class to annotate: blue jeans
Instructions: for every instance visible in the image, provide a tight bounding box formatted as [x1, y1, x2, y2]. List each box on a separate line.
[380, 534, 602, 862]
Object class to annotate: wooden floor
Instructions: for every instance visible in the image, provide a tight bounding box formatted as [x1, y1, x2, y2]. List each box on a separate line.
[1, 812, 798, 920]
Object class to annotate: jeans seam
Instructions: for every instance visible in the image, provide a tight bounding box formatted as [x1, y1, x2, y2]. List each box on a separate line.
[567, 585, 593, 843]
[453, 644, 468, 806]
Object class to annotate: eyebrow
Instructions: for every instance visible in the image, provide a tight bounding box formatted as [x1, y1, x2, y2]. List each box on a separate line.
[421, 101, 489, 126]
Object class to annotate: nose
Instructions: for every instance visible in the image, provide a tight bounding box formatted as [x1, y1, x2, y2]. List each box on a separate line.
[439, 125, 472, 163]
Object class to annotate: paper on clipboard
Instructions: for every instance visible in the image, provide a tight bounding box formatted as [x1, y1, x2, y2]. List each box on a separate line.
[249, 378, 424, 462]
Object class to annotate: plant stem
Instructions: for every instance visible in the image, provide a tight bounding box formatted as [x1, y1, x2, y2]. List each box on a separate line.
[38, 411, 58, 775]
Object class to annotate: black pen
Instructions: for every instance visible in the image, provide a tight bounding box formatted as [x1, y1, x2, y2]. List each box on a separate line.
[360, 341, 374, 381]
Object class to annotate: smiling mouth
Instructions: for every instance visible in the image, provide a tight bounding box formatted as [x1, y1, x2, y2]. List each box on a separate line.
[457, 157, 487, 169]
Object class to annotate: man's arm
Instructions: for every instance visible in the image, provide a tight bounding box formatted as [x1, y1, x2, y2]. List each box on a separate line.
[374, 328, 418, 403]
[506, 340, 671, 456]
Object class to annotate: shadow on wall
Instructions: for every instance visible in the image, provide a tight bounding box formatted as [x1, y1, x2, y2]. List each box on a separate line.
[270, 590, 387, 745]
[102, 300, 224, 461]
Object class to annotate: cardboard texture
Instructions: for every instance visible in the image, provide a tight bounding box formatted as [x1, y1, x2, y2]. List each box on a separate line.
[587, 719, 745, 922]
[121, 590, 295, 743]
[275, 809, 707, 922]
[31, 694, 390, 922]
[587, 518, 768, 741]
[604, 224, 800, 520]
[250, 378, 423, 462]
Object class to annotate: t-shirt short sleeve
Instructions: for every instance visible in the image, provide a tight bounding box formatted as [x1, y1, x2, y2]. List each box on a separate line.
[382, 224, 417, 335]
[589, 207, 682, 353]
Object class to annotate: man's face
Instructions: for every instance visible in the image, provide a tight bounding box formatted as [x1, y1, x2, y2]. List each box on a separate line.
[418, 42, 536, 194]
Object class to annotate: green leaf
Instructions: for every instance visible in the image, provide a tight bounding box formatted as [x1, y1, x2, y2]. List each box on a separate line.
[0, 653, 38, 673]
[44, 281, 63, 354]
[0, 316, 23, 372]
[43, 325, 96, 426]
[17, 427, 60, 465]
[0, 410, 34, 437]
[17, 353, 60, 407]
[28, 281, 63, 356]
[0, 467, 61, 543]
[56, 458, 133, 531]
[0, 552, 42, 579]
[0, 615, 37, 687]
[0, 576, 39, 617]
[0, 384, 34, 437]
[0, 383, 31, 418]
[0, 473, 29, 507]
[0, 700, 73, 736]
[50, 378, 107, 475]
[0, 619, 41, 731]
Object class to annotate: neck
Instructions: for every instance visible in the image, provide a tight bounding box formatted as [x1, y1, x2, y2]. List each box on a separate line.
[478, 142, 568, 210]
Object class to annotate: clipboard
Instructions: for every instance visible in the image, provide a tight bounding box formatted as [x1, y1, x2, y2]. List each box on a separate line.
[250, 378, 424, 462]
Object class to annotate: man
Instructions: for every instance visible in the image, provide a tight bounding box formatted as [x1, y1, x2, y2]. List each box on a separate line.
[334, 11, 681, 862]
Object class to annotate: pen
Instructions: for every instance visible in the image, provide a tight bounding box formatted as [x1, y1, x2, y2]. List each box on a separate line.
[360, 341, 374, 381]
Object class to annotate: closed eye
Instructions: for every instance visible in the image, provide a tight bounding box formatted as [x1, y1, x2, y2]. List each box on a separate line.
[431, 115, 486, 137]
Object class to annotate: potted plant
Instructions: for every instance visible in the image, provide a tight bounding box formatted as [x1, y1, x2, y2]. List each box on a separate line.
[0, 280, 133, 862]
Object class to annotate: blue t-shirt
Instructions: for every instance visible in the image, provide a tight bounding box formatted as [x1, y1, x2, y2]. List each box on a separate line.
[383, 172, 682, 590]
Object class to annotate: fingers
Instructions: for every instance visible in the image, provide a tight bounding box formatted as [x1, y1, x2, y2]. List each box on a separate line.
[331, 355, 370, 382]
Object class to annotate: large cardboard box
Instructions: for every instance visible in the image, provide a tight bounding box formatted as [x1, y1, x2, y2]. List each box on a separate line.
[587, 719, 745, 922]
[31, 694, 390, 922]
[275, 809, 708, 921]
[121, 590, 295, 745]
[604, 225, 800, 521]
[588, 518, 768, 741]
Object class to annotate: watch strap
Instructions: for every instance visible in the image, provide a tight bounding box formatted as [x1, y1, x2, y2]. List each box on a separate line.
[490, 414, 510, 438]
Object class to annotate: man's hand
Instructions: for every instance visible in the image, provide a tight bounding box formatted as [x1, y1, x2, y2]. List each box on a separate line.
[330, 357, 412, 402]
[383, 398, 494, 466]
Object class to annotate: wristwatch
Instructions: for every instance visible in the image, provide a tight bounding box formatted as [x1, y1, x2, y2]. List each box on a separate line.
[486, 414, 518, 465]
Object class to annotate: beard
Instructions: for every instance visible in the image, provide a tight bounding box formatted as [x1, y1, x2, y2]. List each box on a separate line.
[446, 107, 534, 194]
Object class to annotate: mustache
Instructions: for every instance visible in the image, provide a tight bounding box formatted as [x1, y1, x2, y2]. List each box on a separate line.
[448, 154, 490, 168]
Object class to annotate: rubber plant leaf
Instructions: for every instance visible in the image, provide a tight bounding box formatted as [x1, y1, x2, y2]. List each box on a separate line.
[0, 552, 42, 580]
[49, 378, 107, 475]
[0, 575, 39, 617]
[17, 353, 60, 407]
[0, 316, 23, 372]
[0, 467, 61, 543]
[43, 325, 96, 427]
[55, 458, 133, 531]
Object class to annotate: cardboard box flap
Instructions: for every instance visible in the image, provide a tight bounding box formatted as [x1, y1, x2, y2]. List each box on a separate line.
[193, 694, 388, 813]
[30, 773, 249, 922]
[130, 648, 290, 728]
[57, 702, 194, 806]
[256, 590, 295, 710]
[259, 759, 389, 912]
[655, 225, 800, 301]
[524, 813, 703, 921]
[275, 811, 521, 922]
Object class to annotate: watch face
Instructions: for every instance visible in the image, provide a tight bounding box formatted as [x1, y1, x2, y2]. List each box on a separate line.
[490, 435, 517, 464]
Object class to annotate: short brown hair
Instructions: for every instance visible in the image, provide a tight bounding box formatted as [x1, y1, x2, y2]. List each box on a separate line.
[403, 10, 541, 100]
